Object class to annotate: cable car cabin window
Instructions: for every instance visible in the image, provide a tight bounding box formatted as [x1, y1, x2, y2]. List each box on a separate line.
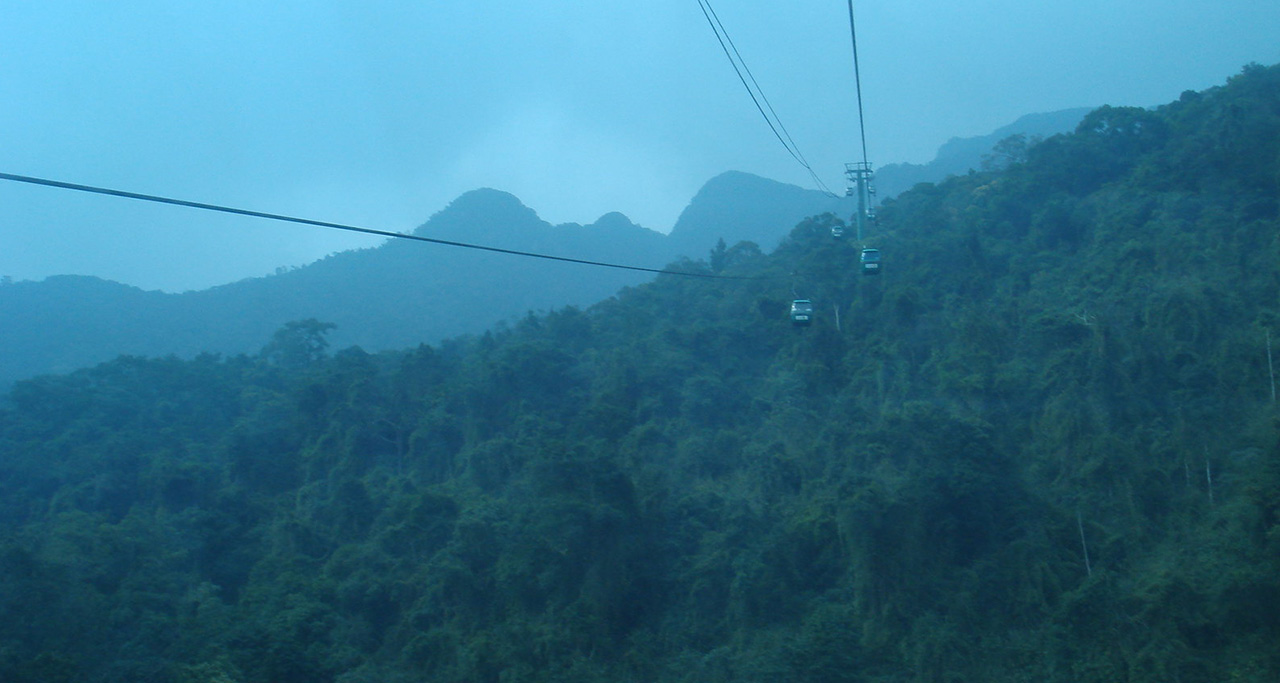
[790, 299, 814, 326]
[860, 248, 881, 275]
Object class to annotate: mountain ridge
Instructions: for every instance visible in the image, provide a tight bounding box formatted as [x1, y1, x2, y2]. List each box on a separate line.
[874, 107, 1093, 199]
[0, 171, 838, 389]
[0, 108, 1108, 390]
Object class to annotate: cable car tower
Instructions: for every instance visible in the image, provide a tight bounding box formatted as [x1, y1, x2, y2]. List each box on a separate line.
[845, 161, 874, 243]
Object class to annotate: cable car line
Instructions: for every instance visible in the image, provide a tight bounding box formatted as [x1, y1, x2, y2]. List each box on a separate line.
[695, 0, 838, 198]
[697, 0, 808, 169]
[691, 1, 885, 324]
[695, 0, 797, 162]
[846, 0, 869, 166]
[0, 171, 770, 281]
[840, 0, 879, 254]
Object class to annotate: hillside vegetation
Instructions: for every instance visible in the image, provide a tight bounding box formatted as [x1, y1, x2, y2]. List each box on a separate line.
[873, 107, 1091, 199]
[1, 64, 1278, 682]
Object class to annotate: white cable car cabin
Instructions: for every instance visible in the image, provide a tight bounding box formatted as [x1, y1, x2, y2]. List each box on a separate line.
[790, 299, 814, 326]
[860, 248, 881, 275]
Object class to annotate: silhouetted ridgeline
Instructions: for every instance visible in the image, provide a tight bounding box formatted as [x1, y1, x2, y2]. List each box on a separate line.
[873, 107, 1093, 199]
[0, 173, 848, 390]
[0, 64, 1278, 681]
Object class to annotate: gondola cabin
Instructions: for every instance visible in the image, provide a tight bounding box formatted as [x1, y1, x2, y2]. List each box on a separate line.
[860, 248, 881, 275]
[831, 224, 845, 239]
[790, 299, 814, 326]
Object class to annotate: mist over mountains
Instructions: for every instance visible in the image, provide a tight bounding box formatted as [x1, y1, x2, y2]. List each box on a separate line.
[2, 63, 1278, 682]
[0, 172, 851, 389]
[872, 107, 1091, 199]
[1, 109, 1084, 390]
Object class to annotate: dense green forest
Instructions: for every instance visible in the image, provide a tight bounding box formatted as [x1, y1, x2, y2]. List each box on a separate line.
[2, 64, 1279, 682]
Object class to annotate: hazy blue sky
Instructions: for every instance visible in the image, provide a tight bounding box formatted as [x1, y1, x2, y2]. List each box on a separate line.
[3, 0, 1278, 291]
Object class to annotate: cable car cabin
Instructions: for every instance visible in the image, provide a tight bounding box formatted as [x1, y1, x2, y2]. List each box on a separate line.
[860, 248, 881, 275]
[831, 224, 845, 239]
[866, 207, 878, 222]
[790, 299, 814, 326]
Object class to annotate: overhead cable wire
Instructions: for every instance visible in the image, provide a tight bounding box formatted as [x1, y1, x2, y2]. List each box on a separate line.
[0, 172, 771, 281]
[700, 0, 812, 174]
[846, 0, 869, 165]
[695, 0, 839, 198]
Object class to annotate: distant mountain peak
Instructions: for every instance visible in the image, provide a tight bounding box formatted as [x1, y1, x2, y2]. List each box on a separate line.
[590, 211, 642, 232]
[874, 107, 1092, 200]
[691, 170, 783, 196]
[667, 171, 851, 255]
[414, 188, 543, 239]
[447, 187, 531, 212]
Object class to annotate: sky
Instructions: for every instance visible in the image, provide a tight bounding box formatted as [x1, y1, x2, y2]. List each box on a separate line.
[2, 1, 1278, 292]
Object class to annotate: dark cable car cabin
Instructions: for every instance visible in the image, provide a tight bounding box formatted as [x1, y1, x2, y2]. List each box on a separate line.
[790, 299, 814, 326]
[860, 248, 881, 275]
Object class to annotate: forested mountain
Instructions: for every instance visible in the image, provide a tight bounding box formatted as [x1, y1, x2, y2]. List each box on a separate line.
[0, 173, 845, 391]
[1, 64, 1279, 682]
[873, 107, 1092, 200]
